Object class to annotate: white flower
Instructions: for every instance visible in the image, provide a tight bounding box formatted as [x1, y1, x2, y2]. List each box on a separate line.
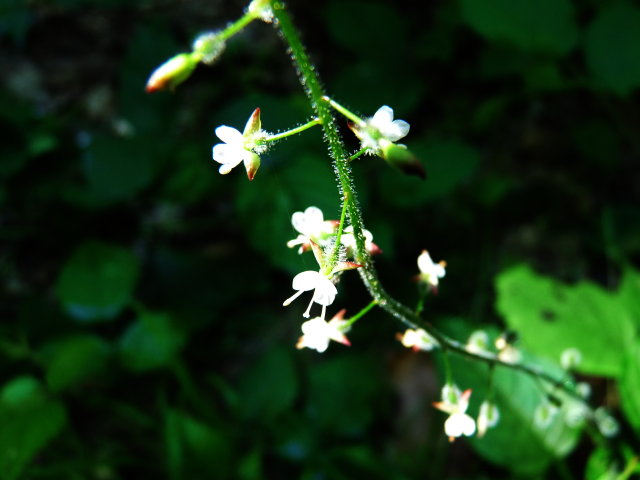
[286, 206, 337, 252]
[465, 330, 490, 355]
[340, 226, 381, 255]
[296, 310, 350, 353]
[534, 401, 559, 429]
[283, 270, 337, 319]
[398, 328, 438, 351]
[477, 401, 500, 437]
[594, 407, 619, 437]
[212, 108, 267, 180]
[417, 250, 446, 290]
[560, 347, 582, 370]
[352, 105, 410, 154]
[433, 385, 476, 441]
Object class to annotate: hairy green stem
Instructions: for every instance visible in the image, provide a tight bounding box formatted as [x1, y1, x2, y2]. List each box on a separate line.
[265, 118, 321, 142]
[271, 1, 584, 403]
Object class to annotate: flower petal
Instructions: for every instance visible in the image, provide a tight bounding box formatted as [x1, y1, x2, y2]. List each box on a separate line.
[215, 125, 243, 144]
[292, 270, 322, 291]
[311, 276, 337, 306]
[384, 119, 410, 142]
[292, 206, 324, 235]
[445, 413, 476, 438]
[212, 143, 244, 165]
[371, 105, 394, 129]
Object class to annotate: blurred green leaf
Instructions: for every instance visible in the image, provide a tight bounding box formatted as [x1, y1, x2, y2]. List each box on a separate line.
[379, 139, 480, 207]
[236, 346, 298, 421]
[460, 0, 578, 55]
[585, 1, 640, 96]
[82, 135, 158, 206]
[307, 354, 385, 435]
[0, 377, 66, 480]
[586, 444, 640, 480]
[57, 241, 140, 322]
[618, 267, 640, 326]
[496, 265, 635, 377]
[164, 408, 232, 480]
[118, 311, 186, 372]
[42, 335, 110, 393]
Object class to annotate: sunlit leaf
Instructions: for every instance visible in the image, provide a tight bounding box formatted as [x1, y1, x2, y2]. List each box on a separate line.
[57, 241, 140, 322]
[619, 339, 640, 435]
[496, 265, 635, 377]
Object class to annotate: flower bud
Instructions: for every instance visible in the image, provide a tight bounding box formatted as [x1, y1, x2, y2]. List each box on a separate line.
[379, 139, 426, 179]
[145, 53, 200, 93]
[244, 151, 261, 181]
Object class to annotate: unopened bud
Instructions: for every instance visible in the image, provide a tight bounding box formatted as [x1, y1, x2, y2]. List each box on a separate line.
[145, 53, 199, 93]
[380, 140, 426, 179]
[244, 152, 261, 181]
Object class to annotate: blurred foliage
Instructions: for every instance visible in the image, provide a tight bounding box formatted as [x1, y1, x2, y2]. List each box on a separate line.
[1, 0, 639, 478]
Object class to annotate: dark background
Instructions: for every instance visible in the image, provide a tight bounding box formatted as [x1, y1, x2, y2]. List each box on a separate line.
[1, 0, 639, 478]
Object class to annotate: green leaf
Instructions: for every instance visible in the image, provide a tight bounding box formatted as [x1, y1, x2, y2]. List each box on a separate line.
[118, 311, 186, 372]
[57, 241, 140, 322]
[496, 265, 635, 377]
[164, 408, 232, 479]
[460, 0, 578, 55]
[82, 135, 158, 206]
[379, 139, 480, 207]
[619, 339, 640, 435]
[307, 354, 385, 435]
[42, 335, 110, 393]
[0, 377, 66, 480]
[235, 346, 298, 421]
[618, 267, 640, 327]
[585, 1, 640, 96]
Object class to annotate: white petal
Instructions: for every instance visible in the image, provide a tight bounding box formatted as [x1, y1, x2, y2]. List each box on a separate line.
[384, 119, 410, 142]
[218, 163, 234, 175]
[371, 105, 394, 129]
[215, 125, 243, 144]
[417, 251, 434, 273]
[292, 206, 324, 235]
[312, 276, 338, 306]
[445, 413, 476, 438]
[212, 144, 244, 167]
[291, 270, 322, 291]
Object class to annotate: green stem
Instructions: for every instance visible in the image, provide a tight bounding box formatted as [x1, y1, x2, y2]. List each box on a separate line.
[322, 96, 365, 125]
[219, 11, 257, 41]
[264, 118, 321, 142]
[343, 300, 378, 328]
[349, 147, 368, 162]
[271, 0, 586, 405]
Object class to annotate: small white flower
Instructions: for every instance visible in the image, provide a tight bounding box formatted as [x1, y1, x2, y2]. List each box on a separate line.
[477, 401, 500, 437]
[534, 401, 559, 429]
[340, 226, 381, 255]
[576, 382, 591, 399]
[286, 206, 336, 252]
[563, 399, 589, 427]
[417, 250, 446, 290]
[296, 310, 350, 353]
[398, 328, 439, 351]
[594, 407, 619, 437]
[433, 385, 476, 441]
[212, 108, 267, 180]
[283, 270, 337, 319]
[352, 105, 410, 154]
[560, 347, 582, 370]
[465, 330, 490, 355]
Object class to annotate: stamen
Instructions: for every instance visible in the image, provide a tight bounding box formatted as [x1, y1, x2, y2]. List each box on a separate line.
[283, 290, 303, 306]
[303, 295, 314, 318]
